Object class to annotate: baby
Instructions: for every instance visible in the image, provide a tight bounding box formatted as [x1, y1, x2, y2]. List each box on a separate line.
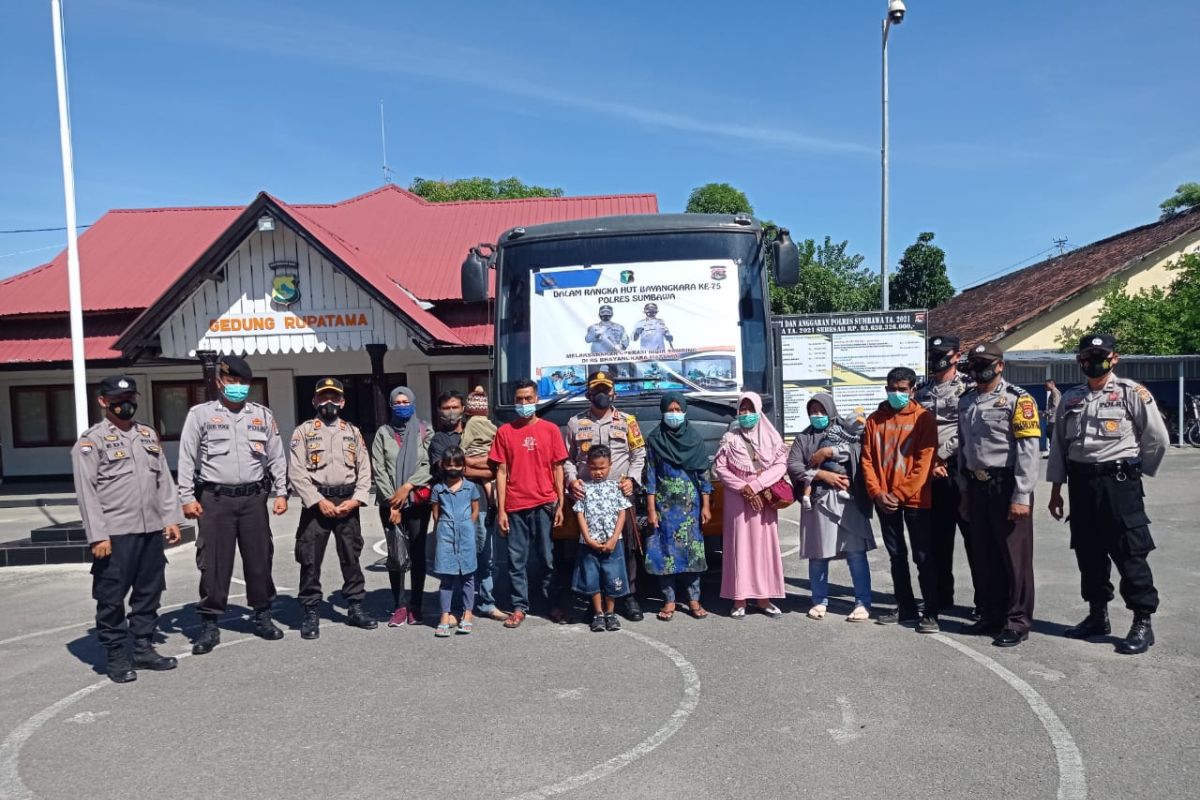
[801, 410, 865, 510]
[462, 386, 497, 503]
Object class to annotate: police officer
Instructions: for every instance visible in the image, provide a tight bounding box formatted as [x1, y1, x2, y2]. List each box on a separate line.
[72, 376, 183, 683]
[288, 378, 376, 639]
[178, 355, 289, 655]
[585, 305, 629, 354]
[632, 303, 674, 352]
[1047, 333, 1169, 655]
[913, 334, 977, 617]
[565, 371, 647, 620]
[956, 343, 1041, 647]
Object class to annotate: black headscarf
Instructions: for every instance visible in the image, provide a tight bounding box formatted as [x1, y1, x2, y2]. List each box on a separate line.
[645, 393, 710, 472]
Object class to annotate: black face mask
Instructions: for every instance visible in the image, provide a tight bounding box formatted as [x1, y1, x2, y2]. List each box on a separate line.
[969, 362, 999, 383]
[591, 392, 613, 410]
[317, 401, 341, 421]
[1080, 356, 1113, 379]
[929, 351, 954, 373]
[443, 468, 464, 479]
[109, 401, 137, 421]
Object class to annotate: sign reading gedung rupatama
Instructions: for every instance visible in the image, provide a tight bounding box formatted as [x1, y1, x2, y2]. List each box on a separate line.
[206, 310, 373, 334]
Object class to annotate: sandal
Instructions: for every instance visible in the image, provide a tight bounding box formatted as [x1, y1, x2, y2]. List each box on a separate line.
[807, 604, 827, 620]
[687, 603, 709, 620]
[504, 610, 526, 629]
[657, 603, 676, 622]
[434, 623, 452, 638]
[757, 602, 783, 619]
[730, 606, 747, 620]
[457, 620, 474, 635]
[847, 605, 871, 623]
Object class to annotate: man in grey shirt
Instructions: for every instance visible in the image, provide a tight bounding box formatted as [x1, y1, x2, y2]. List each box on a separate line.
[178, 355, 288, 654]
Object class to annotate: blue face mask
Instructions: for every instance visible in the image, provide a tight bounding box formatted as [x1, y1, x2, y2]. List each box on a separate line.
[887, 391, 910, 410]
[515, 402, 537, 419]
[391, 405, 414, 423]
[737, 412, 760, 429]
[663, 411, 686, 429]
[222, 383, 250, 403]
[809, 414, 830, 431]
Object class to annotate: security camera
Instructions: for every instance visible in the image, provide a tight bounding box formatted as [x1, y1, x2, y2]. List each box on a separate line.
[888, 0, 906, 23]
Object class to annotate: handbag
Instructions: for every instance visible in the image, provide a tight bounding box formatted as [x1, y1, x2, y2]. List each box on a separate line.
[747, 439, 795, 510]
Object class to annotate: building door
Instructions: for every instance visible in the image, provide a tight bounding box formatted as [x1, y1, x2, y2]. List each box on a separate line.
[293, 373, 406, 443]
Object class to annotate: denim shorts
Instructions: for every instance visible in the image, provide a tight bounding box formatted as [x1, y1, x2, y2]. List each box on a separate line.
[572, 540, 630, 598]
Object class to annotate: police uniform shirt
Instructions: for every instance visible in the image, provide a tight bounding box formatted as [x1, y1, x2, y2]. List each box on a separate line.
[956, 379, 1042, 505]
[585, 321, 629, 353]
[176, 400, 288, 503]
[72, 420, 185, 544]
[914, 371, 973, 462]
[288, 417, 372, 508]
[563, 409, 647, 484]
[1046, 374, 1169, 483]
[633, 317, 672, 351]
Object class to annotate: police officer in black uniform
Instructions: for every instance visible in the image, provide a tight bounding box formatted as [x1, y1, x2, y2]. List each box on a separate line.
[1047, 333, 1170, 655]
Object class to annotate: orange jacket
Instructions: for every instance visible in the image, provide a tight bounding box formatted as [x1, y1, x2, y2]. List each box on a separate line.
[860, 400, 938, 509]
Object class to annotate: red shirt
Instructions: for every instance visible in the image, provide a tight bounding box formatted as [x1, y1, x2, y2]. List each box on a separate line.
[488, 418, 568, 513]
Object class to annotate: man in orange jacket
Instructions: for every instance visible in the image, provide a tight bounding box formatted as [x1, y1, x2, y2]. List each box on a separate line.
[861, 366, 941, 633]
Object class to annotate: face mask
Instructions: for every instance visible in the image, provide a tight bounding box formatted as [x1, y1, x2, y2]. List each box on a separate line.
[809, 414, 830, 431]
[318, 401, 341, 421]
[391, 405, 414, 423]
[439, 410, 463, 428]
[591, 392, 612, 410]
[886, 391, 909, 410]
[969, 362, 998, 383]
[1080, 356, 1112, 379]
[443, 468, 463, 479]
[222, 383, 250, 403]
[109, 401, 137, 421]
[929, 352, 954, 373]
[515, 403, 537, 419]
[737, 412, 760, 429]
[663, 411, 686, 429]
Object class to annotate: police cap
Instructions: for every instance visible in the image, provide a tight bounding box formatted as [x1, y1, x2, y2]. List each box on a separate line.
[1078, 332, 1116, 353]
[967, 341, 1004, 362]
[217, 355, 253, 380]
[587, 371, 615, 390]
[598, 305, 614, 317]
[929, 334, 960, 352]
[98, 375, 138, 397]
[313, 377, 345, 396]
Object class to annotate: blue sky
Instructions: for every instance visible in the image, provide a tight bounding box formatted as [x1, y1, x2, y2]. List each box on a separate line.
[3, 0, 1198, 290]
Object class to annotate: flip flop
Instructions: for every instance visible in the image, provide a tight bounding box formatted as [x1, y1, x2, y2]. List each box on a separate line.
[807, 604, 827, 620]
[434, 623, 452, 638]
[504, 610, 526, 629]
[657, 603, 676, 622]
[457, 620, 474, 635]
[687, 604, 709, 620]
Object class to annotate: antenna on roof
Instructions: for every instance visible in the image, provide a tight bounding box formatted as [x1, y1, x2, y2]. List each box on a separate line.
[379, 101, 395, 184]
[1053, 237, 1070, 255]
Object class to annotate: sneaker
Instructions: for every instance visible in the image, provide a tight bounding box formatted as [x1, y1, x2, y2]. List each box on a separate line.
[876, 609, 919, 626]
[605, 613, 622, 632]
[406, 609, 423, 626]
[590, 614, 607, 633]
[387, 608, 407, 628]
[801, 496, 813, 511]
[836, 490, 852, 500]
[916, 616, 941, 634]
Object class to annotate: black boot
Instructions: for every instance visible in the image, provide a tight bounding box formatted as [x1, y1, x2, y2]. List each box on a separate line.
[105, 646, 137, 684]
[253, 608, 284, 641]
[300, 605, 320, 640]
[1064, 604, 1110, 639]
[133, 638, 177, 671]
[622, 595, 644, 622]
[192, 618, 220, 655]
[1116, 613, 1155, 655]
[347, 601, 377, 630]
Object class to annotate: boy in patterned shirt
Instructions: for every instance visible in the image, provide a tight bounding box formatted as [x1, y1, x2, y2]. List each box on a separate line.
[573, 445, 632, 632]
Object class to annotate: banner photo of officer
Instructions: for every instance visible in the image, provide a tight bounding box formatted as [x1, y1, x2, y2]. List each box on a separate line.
[529, 260, 743, 395]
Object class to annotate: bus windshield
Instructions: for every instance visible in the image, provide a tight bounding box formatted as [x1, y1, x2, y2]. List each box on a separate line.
[495, 229, 768, 403]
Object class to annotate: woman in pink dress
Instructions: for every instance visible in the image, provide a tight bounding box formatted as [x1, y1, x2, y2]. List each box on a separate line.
[714, 392, 788, 618]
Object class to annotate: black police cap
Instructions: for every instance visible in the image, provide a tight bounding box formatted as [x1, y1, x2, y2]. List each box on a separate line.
[1078, 332, 1116, 353]
[929, 334, 960, 352]
[314, 377, 345, 395]
[98, 375, 138, 397]
[967, 341, 1004, 362]
[217, 355, 253, 380]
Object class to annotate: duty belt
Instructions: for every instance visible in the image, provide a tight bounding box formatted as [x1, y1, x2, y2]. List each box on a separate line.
[1067, 459, 1141, 479]
[315, 483, 356, 499]
[199, 479, 268, 497]
[967, 467, 1013, 482]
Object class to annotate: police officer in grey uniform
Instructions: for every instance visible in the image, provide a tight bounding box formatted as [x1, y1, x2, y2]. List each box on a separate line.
[913, 334, 977, 617]
[289, 378, 376, 639]
[956, 343, 1042, 647]
[632, 303, 674, 352]
[1048, 333, 1169, 655]
[565, 371, 647, 620]
[72, 376, 184, 683]
[585, 305, 629, 354]
[178, 355, 289, 654]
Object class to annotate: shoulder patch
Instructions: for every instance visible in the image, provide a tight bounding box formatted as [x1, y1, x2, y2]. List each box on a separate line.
[625, 415, 645, 449]
[1011, 396, 1041, 438]
[1135, 386, 1154, 405]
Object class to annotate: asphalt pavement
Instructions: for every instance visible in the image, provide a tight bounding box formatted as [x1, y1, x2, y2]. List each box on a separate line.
[1, 451, 1199, 800]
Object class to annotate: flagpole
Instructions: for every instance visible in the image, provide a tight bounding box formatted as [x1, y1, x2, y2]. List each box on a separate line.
[51, 0, 89, 435]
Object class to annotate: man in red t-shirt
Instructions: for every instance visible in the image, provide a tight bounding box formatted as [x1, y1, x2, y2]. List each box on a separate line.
[488, 379, 567, 628]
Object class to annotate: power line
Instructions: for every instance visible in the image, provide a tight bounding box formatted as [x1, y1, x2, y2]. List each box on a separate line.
[0, 242, 66, 259]
[0, 224, 92, 234]
[958, 243, 1061, 292]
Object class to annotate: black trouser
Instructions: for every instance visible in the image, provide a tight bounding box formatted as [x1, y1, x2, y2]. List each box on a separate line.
[965, 474, 1035, 633]
[931, 474, 975, 612]
[879, 507, 939, 617]
[195, 489, 276, 617]
[1067, 466, 1158, 614]
[92, 531, 167, 650]
[295, 504, 365, 606]
[380, 504, 431, 612]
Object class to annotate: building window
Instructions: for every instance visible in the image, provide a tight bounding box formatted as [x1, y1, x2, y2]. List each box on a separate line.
[430, 371, 490, 404]
[10, 385, 102, 447]
[152, 379, 268, 440]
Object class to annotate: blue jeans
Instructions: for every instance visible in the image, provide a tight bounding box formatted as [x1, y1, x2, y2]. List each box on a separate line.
[474, 510, 498, 613]
[506, 504, 556, 613]
[659, 572, 701, 604]
[809, 550, 872, 609]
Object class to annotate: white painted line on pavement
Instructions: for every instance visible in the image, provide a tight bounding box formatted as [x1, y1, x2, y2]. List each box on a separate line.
[505, 627, 702, 800]
[932, 633, 1087, 800]
[372, 538, 387, 556]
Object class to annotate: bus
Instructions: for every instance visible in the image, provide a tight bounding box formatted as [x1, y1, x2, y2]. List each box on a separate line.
[461, 213, 799, 536]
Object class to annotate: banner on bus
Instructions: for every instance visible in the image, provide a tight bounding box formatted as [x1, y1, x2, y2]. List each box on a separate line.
[773, 311, 927, 435]
[529, 259, 743, 395]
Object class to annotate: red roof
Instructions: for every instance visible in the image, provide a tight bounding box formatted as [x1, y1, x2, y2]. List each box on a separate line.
[0, 335, 122, 364]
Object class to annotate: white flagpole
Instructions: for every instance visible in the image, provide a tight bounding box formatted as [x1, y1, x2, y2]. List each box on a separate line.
[51, 0, 89, 435]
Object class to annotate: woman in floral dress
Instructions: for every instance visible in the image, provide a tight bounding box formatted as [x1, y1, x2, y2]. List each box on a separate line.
[644, 393, 713, 621]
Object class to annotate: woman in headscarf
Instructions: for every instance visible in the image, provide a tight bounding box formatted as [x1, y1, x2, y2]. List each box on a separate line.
[370, 386, 433, 627]
[713, 392, 788, 618]
[644, 393, 713, 621]
[786, 394, 876, 622]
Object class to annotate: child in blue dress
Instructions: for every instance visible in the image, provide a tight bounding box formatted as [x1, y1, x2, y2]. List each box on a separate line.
[430, 447, 481, 638]
[573, 445, 633, 632]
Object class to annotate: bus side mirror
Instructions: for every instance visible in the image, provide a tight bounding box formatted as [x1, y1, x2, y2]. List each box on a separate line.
[772, 229, 799, 287]
[461, 246, 492, 302]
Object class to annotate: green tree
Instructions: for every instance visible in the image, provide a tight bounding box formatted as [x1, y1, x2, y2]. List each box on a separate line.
[888, 231, 955, 310]
[770, 235, 881, 314]
[1056, 252, 1200, 354]
[685, 183, 753, 215]
[408, 176, 563, 202]
[1159, 182, 1200, 219]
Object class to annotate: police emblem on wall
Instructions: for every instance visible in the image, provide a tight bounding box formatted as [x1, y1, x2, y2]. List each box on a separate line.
[620, 270, 636, 284]
[269, 260, 301, 306]
[710, 265, 727, 281]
